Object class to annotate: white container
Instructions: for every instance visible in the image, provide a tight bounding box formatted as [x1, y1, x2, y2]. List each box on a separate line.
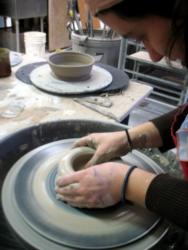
[24, 32, 46, 58]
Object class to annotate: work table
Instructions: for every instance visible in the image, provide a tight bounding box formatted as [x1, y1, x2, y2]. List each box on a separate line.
[0, 55, 152, 139]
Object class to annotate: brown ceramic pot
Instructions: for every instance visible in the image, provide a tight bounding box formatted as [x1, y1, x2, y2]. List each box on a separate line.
[0, 48, 11, 77]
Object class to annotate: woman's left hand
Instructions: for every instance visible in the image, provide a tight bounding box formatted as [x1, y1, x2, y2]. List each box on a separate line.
[56, 162, 129, 208]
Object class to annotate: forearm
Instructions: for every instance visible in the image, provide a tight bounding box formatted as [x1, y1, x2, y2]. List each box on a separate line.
[146, 174, 188, 230]
[113, 123, 162, 157]
[125, 168, 156, 206]
[128, 121, 163, 149]
[127, 108, 178, 150]
[150, 108, 178, 151]
[124, 169, 188, 230]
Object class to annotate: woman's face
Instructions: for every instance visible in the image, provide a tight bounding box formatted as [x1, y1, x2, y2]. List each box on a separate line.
[99, 12, 184, 63]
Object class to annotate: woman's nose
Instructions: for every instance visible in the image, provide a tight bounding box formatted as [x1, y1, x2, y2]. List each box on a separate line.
[144, 42, 163, 62]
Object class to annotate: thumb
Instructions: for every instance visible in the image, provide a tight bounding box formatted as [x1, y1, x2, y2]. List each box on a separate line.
[84, 152, 101, 168]
[72, 136, 91, 148]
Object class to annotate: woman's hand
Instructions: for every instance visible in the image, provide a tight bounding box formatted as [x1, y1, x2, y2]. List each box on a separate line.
[73, 131, 130, 168]
[56, 162, 129, 208]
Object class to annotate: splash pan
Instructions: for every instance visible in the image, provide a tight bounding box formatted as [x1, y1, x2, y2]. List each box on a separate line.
[2, 138, 167, 250]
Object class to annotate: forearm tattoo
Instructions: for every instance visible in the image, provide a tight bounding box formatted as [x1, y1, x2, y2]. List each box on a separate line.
[133, 133, 148, 149]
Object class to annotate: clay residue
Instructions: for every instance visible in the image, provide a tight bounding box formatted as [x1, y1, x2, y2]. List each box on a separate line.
[13, 107, 60, 122]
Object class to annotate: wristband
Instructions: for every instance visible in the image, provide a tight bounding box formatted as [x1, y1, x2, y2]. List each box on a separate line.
[125, 129, 133, 151]
[121, 166, 137, 206]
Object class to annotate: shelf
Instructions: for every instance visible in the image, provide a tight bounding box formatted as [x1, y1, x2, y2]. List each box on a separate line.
[128, 51, 185, 72]
[118, 39, 187, 106]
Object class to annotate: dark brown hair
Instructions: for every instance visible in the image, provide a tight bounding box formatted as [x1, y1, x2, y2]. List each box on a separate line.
[98, 0, 188, 66]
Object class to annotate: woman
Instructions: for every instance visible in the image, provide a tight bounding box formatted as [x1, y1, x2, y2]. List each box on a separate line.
[56, 0, 188, 230]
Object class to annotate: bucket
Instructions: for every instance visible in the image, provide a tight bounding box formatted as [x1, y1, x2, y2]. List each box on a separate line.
[24, 32, 46, 58]
[71, 31, 121, 67]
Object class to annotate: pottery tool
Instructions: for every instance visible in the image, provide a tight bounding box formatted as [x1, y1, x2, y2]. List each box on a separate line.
[68, 0, 84, 35]
[102, 26, 116, 39]
[77, 0, 101, 31]
[66, 21, 74, 39]
[108, 29, 114, 39]
[74, 96, 113, 108]
[102, 24, 107, 39]
[74, 9, 84, 35]
[67, 0, 76, 33]
[74, 97, 118, 121]
[87, 11, 94, 37]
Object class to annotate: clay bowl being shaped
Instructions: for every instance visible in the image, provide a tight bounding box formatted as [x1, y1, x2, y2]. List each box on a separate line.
[56, 147, 95, 200]
[48, 51, 95, 81]
[57, 146, 95, 176]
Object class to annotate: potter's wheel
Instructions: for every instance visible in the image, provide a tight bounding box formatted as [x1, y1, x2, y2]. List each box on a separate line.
[2, 137, 169, 250]
[30, 64, 112, 94]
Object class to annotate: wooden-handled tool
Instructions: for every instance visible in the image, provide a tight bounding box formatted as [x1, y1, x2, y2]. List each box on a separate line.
[77, 0, 101, 31]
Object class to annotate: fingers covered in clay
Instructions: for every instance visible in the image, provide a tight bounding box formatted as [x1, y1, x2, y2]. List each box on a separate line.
[73, 132, 130, 167]
[56, 161, 130, 208]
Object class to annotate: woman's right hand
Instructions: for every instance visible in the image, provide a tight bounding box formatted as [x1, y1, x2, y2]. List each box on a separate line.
[73, 131, 131, 168]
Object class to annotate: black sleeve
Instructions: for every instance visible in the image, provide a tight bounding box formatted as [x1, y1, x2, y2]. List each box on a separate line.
[150, 109, 177, 152]
[145, 174, 188, 230]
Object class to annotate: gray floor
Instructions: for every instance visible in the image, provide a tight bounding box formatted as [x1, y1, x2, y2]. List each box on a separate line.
[128, 97, 175, 127]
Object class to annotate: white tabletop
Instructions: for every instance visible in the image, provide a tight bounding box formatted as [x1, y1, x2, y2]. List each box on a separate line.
[0, 55, 152, 138]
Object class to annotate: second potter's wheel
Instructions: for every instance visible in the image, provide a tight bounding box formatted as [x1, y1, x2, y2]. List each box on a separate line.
[2, 138, 167, 250]
[30, 64, 112, 95]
